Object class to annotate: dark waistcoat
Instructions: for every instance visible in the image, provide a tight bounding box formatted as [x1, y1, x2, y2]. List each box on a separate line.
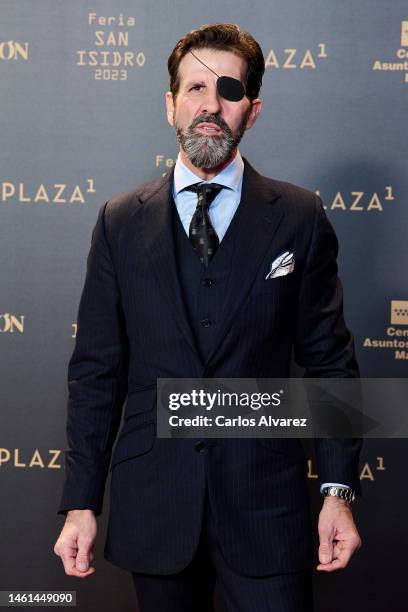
[172, 197, 238, 363]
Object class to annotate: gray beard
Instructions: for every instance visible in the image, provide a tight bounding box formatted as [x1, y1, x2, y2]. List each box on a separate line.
[175, 113, 248, 169]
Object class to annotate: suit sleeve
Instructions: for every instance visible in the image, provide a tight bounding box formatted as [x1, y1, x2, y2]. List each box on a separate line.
[294, 195, 362, 494]
[58, 202, 129, 516]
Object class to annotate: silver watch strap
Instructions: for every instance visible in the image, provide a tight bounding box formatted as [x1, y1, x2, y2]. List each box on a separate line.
[321, 485, 355, 504]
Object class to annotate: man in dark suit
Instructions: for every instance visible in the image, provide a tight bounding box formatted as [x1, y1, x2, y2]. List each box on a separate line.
[54, 23, 362, 611]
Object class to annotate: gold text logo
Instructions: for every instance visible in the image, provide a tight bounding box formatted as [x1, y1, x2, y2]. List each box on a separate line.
[0, 40, 29, 61]
[156, 154, 176, 176]
[363, 300, 408, 361]
[77, 12, 145, 81]
[0, 179, 96, 204]
[391, 300, 408, 325]
[0, 448, 61, 469]
[307, 456, 386, 481]
[316, 187, 395, 212]
[265, 44, 327, 70]
[372, 21, 408, 84]
[401, 21, 408, 46]
[0, 314, 24, 333]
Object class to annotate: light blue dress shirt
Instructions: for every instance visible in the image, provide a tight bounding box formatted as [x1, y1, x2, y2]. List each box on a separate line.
[173, 149, 244, 241]
[172, 150, 352, 495]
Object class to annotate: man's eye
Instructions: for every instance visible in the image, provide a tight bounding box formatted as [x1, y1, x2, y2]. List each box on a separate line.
[189, 84, 204, 91]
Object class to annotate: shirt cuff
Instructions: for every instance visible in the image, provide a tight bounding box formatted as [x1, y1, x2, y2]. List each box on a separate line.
[320, 482, 351, 493]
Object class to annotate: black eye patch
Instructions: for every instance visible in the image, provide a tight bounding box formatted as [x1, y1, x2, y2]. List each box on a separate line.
[217, 76, 245, 102]
[188, 50, 246, 102]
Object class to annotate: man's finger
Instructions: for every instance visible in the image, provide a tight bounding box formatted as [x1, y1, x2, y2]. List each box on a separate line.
[60, 551, 95, 578]
[333, 543, 342, 558]
[75, 536, 93, 572]
[317, 538, 359, 572]
[318, 535, 334, 564]
[316, 557, 348, 572]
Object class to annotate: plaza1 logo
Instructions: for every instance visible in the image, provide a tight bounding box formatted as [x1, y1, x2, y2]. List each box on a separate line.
[77, 12, 146, 81]
[0, 448, 61, 469]
[265, 43, 327, 70]
[0, 179, 96, 204]
[0, 314, 24, 333]
[363, 300, 408, 361]
[307, 455, 386, 483]
[316, 186, 395, 212]
[0, 40, 28, 61]
[372, 21, 408, 84]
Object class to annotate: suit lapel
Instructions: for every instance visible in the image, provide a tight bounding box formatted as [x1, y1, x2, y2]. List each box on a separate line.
[203, 160, 284, 371]
[140, 170, 203, 373]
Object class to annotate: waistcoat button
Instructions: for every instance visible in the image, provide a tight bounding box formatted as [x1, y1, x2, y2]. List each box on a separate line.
[201, 278, 214, 287]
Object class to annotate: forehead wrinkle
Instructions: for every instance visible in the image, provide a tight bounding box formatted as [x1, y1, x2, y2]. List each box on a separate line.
[180, 66, 216, 90]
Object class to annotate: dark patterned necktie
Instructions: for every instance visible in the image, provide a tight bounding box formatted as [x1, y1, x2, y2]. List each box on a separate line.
[184, 182, 224, 267]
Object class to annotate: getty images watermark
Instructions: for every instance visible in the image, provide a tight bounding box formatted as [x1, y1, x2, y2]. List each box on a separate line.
[166, 388, 305, 429]
[155, 378, 408, 439]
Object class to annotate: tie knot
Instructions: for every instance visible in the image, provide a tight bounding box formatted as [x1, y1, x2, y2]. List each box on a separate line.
[184, 182, 224, 208]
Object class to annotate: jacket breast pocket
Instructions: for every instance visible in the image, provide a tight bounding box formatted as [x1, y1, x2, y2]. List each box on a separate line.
[110, 420, 155, 470]
[250, 273, 298, 299]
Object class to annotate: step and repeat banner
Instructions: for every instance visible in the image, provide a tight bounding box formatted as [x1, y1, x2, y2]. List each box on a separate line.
[1, 2, 407, 611]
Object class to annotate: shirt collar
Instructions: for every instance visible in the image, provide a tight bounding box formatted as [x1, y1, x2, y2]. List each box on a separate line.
[173, 149, 244, 196]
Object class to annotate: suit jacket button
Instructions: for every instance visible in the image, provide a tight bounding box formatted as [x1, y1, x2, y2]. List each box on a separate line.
[200, 318, 211, 327]
[194, 441, 206, 453]
[201, 278, 214, 287]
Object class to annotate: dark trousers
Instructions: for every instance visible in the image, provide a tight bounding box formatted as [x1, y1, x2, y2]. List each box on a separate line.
[131, 488, 314, 612]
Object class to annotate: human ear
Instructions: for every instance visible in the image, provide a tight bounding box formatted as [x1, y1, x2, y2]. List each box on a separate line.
[165, 91, 175, 127]
[245, 98, 262, 130]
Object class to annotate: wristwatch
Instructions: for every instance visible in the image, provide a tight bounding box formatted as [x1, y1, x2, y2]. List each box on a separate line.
[321, 485, 355, 505]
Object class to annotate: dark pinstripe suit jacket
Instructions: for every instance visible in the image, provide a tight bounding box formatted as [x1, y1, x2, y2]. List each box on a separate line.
[59, 159, 362, 576]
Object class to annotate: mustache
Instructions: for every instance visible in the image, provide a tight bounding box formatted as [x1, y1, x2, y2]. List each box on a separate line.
[189, 114, 230, 133]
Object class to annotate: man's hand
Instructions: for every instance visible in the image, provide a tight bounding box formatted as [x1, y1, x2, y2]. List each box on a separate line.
[54, 509, 97, 578]
[316, 496, 362, 572]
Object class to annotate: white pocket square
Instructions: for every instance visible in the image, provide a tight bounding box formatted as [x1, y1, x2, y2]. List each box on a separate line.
[265, 251, 295, 279]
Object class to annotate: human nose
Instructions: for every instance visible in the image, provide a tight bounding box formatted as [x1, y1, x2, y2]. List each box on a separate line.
[199, 84, 222, 115]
